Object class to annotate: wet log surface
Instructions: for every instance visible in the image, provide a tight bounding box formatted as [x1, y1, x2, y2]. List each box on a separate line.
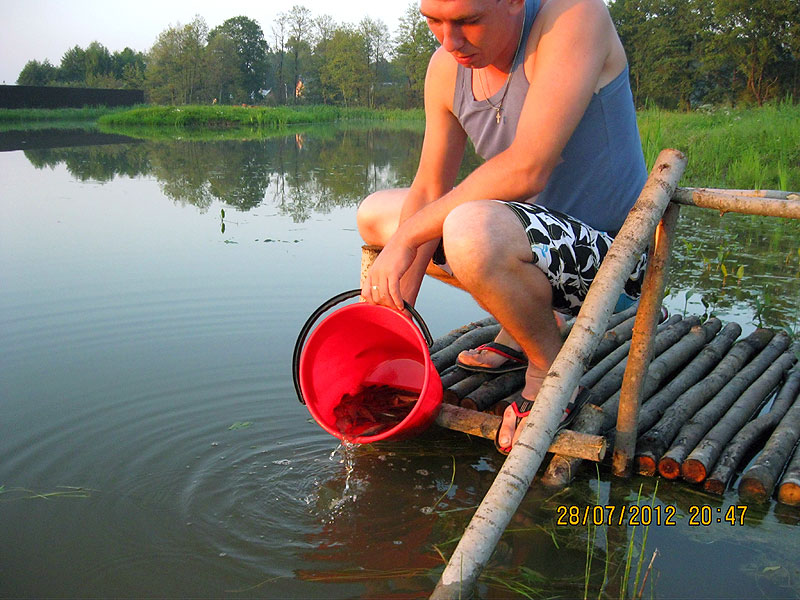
[681, 349, 797, 483]
[738, 368, 800, 502]
[635, 328, 774, 476]
[707, 368, 800, 496]
[658, 331, 791, 479]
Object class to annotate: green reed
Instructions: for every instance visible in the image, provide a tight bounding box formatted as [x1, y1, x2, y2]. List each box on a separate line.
[637, 100, 800, 191]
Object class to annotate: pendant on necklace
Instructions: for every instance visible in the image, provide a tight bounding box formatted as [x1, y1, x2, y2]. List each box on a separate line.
[495, 107, 502, 124]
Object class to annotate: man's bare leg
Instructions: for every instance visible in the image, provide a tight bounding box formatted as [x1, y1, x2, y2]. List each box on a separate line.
[442, 200, 564, 450]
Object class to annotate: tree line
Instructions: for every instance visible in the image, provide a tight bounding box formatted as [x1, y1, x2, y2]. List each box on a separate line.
[16, 0, 799, 109]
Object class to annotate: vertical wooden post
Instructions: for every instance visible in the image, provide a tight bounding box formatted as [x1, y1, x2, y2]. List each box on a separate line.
[360, 244, 381, 288]
[612, 202, 681, 477]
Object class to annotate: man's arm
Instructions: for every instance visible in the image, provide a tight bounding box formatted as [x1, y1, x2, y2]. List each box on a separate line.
[363, 46, 468, 308]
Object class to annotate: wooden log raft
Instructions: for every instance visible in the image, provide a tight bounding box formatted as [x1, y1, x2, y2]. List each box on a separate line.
[657, 331, 792, 479]
[706, 368, 800, 496]
[738, 368, 800, 502]
[635, 328, 774, 476]
[681, 348, 798, 483]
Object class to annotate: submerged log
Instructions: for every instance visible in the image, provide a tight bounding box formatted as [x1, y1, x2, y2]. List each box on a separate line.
[707, 368, 800, 496]
[430, 324, 501, 372]
[540, 404, 606, 488]
[461, 370, 525, 411]
[657, 331, 792, 479]
[434, 404, 606, 462]
[635, 328, 774, 476]
[682, 349, 797, 483]
[738, 369, 800, 502]
[637, 322, 741, 436]
[777, 445, 800, 506]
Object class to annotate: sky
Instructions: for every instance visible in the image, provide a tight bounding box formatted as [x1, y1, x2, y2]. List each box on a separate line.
[0, 0, 412, 85]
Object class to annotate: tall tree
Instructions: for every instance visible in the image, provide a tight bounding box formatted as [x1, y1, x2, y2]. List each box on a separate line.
[318, 25, 371, 106]
[58, 45, 87, 85]
[286, 5, 312, 103]
[146, 16, 209, 104]
[271, 13, 288, 104]
[393, 2, 439, 107]
[359, 17, 390, 108]
[208, 16, 270, 102]
[712, 0, 799, 105]
[17, 59, 58, 86]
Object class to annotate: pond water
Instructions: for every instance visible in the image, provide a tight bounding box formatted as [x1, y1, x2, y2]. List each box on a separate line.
[1, 126, 798, 599]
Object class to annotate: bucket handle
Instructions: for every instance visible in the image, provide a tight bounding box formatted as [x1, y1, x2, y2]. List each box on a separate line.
[292, 289, 434, 405]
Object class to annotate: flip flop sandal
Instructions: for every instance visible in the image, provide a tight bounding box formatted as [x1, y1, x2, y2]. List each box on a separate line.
[494, 387, 584, 455]
[457, 342, 528, 373]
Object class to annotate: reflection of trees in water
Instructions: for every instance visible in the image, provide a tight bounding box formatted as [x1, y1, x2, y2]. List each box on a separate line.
[25, 144, 152, 183]
[21, 127, 436, 220]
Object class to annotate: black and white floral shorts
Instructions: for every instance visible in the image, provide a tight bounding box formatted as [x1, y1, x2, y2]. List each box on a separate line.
[503, 201, 648, 316]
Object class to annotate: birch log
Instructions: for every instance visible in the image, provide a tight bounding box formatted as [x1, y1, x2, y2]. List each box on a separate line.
[738, 369, 800, 502]
[706, 368, 800, 495]
[430, 149, 687, 599]
[681, 350, 797, 483]
[635, 328, 774, 476]
[671, 188, 800, 218]
[658, 331, 792, 479]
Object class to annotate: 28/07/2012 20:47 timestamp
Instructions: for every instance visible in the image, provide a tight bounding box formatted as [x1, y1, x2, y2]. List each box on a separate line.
[556, 504, 748, 527]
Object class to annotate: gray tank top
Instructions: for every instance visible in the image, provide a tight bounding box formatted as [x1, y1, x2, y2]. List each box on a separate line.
[453, 0, 646, 235]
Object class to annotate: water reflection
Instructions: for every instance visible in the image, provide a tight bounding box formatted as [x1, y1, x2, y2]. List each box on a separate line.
[20, 126, 433, 217]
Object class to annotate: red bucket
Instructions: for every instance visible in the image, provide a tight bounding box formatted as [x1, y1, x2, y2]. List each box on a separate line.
[292, 290, 442, 444]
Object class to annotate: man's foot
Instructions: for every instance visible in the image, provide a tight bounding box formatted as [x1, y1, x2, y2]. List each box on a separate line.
[457, 328, 527, 372]
[457, 314, 568, 373]
[494, 369, 581, 454]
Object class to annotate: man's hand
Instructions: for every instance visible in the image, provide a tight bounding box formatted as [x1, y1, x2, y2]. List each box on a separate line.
[361, 235, 418, 311]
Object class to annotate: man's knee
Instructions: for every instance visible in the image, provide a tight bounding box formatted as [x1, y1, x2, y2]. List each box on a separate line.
[442, 201, 509, 278]
[357, 189, 401, 246]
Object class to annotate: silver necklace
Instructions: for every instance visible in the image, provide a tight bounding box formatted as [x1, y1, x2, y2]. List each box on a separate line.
[478, 9, 527, 124]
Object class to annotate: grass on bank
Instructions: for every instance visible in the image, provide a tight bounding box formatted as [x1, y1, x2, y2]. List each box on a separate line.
[637, 99, 800, 190]
[0, 105, 132, 123]
[97, 104, 424, 129]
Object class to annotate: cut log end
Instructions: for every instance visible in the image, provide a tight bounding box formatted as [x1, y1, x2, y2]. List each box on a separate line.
[703, 478, 726, 496]
[636, 454, 657, 477]
[658, 457, 681, 479]
[777, 482, 800, 507]
[681, 459, 707, 484]
[738, 478, 769, 503]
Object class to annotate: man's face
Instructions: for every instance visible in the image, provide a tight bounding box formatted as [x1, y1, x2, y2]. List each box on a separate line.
[420, 0, 521, 69]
